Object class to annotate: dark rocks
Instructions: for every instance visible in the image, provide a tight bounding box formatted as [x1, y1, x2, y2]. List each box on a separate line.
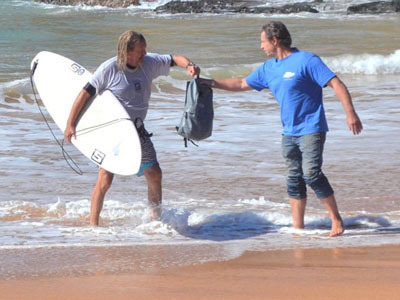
[35, 0, 400, 14]
[243, 3, 319, 14]
[155, 0, 246, 14]
[35, 0, 140, 8]
[347, 0, 400, 14]
[154, 0, 319, 14]
[35, 0, 319, 13]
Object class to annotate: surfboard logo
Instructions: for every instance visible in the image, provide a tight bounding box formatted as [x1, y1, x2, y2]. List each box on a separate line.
[70, 63, 85, 75]
[91, 149, 105, 165]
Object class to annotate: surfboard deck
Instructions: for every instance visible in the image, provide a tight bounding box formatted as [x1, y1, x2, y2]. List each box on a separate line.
[31, 51, 141, 176]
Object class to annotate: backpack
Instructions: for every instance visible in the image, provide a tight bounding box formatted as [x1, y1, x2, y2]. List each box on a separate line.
[176, 76, 214, 147]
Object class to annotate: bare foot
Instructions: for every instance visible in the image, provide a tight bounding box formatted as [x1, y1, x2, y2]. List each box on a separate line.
[330, 217, 345, 237]
[150, 205, 161, 221]
[89, 216, 100, 226]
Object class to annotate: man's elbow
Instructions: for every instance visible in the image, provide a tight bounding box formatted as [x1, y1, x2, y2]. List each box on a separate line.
[240, 79, 251, 91]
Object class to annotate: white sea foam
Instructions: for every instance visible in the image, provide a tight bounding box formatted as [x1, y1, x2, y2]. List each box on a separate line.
[324, 49, 400, 75]
[247, 50, 400, 75]
[1, 198, 400, 250]
[29, 0, 192, 12]
[168, 50, 400, 79]
[2, 52, 399, 107]
[137, 0, 192, 10]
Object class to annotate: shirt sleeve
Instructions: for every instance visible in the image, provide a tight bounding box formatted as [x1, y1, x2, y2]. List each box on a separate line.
[89, 61, 108, 94]
[245, 63, 268, 91]
[145, 53, 172, 79]
[306, 55, 336, 88]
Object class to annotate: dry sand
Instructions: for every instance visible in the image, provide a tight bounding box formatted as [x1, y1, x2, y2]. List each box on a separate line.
[1, 245, 400, 300]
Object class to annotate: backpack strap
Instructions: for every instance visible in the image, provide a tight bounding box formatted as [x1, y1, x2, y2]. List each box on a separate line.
[134, 118, 153, 138]
[187, 138, 198, 147]
[177, 136, 198, 148]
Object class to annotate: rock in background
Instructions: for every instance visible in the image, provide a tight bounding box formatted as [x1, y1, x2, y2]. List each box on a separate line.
[35, 0, 400, 14]
[154, 0, 320, 14]
[347, 0, 400, 14]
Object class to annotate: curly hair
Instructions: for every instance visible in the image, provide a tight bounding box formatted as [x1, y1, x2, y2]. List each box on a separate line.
[262, 21, 292, 48]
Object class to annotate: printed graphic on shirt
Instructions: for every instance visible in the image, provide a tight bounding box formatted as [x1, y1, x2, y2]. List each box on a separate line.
[134, 82, 141, 91]
[283, 71, 295, 79]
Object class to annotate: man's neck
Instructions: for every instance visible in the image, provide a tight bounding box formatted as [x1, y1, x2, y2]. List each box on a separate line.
[126, 64, 137, 70]
[276, 47, 294, 60]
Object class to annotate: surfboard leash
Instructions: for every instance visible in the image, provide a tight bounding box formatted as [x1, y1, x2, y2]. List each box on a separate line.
[72, 118, 131, 137]
[30, 61, 83, 175]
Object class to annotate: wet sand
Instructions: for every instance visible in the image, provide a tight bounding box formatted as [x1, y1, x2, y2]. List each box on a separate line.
[1, 245, 400, 300]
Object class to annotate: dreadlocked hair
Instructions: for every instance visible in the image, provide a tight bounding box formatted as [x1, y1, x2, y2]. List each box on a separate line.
[117, 30, 146, 72]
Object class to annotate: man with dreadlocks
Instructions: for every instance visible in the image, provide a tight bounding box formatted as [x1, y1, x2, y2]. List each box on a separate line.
[64, 30, 200, 226]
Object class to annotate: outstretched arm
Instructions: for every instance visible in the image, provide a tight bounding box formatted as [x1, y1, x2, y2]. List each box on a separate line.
[171, 55, 200, 77]
[327, 76, 363, 135]
[203, 77, 252, 92]
[171, 55, 251, 92]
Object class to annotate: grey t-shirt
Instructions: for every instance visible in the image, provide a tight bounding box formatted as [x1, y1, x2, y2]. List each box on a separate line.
[89, 53, 172, 121]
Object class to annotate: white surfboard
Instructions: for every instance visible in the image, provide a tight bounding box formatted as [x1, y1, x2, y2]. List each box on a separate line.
[31, 51, 141, 176]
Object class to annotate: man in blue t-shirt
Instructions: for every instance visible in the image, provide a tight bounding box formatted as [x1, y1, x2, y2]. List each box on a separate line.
[204, 21, 363, 237]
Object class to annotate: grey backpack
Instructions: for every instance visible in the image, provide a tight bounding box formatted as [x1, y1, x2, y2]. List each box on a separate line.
[176, 76, 214, 147]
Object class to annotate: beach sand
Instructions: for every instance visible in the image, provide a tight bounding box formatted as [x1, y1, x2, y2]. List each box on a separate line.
[1, 245, 399, 300]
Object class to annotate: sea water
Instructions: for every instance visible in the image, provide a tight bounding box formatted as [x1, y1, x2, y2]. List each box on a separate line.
[1, 0, 400, 279]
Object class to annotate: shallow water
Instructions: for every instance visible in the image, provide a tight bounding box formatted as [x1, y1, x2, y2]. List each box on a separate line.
[1, 0, 400, 279]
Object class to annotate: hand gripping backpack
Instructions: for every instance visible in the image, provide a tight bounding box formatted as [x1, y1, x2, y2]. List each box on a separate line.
[176, 76, 214, 147]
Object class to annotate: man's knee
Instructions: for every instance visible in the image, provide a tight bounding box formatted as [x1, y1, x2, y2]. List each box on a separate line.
[144, 164, 162, 183]
[303, 167, 320, 184]
[303, 171, 334, 199]
[96, 169, 114, 192]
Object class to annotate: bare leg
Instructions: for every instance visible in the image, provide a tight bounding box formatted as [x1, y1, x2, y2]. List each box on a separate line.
[143, 164, 162, 220]
[289, 198, 307, 229]
[321, 193, 344, 237]
[90, 168, 114, 226]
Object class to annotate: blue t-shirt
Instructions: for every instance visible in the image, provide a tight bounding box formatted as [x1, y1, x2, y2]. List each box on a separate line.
[245, 48, 335, 136]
